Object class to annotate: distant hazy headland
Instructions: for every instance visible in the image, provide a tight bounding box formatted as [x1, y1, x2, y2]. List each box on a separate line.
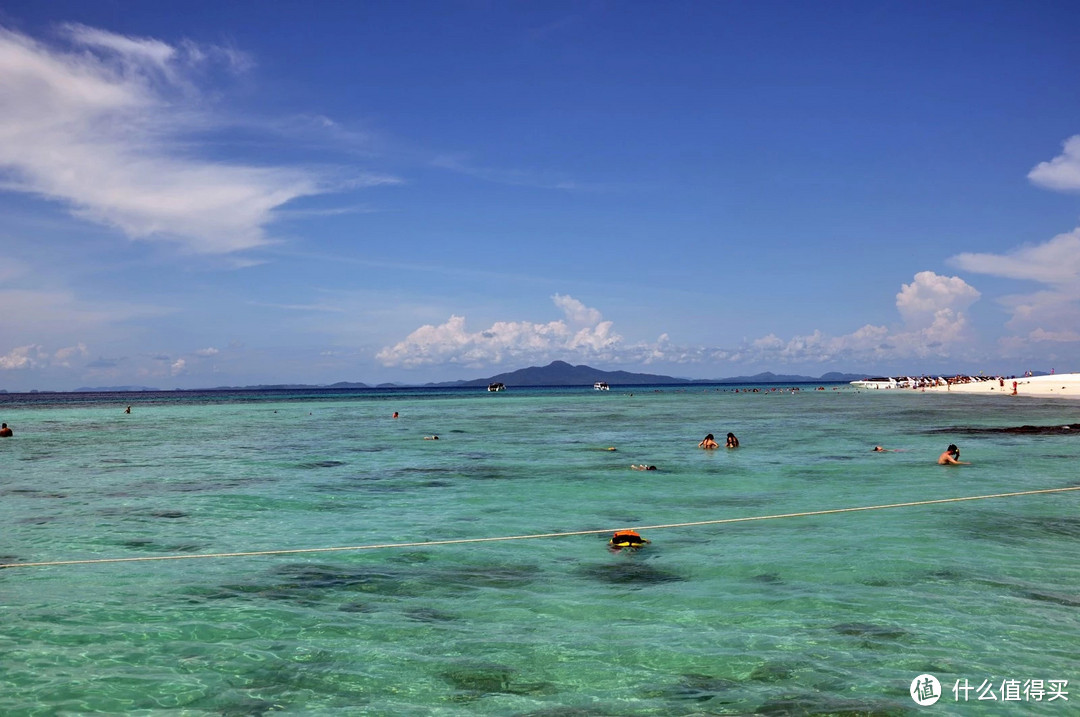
[57, 360, 864, 392]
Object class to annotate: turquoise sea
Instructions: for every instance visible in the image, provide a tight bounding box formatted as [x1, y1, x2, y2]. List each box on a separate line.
[1, 384, 1078, 716]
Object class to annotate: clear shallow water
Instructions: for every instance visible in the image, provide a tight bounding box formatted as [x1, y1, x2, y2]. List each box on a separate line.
[1, 385, 1078, 715]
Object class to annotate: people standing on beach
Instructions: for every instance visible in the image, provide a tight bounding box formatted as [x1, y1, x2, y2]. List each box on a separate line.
[726, 432, 739, 448]
[0, 423, 12, 437]
[937, 444, 969, 465]
[699, 433, 719, 449]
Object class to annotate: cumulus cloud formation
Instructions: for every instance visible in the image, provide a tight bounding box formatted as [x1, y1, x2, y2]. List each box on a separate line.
[376, 294, 622, 368]
[1028, 135, 1080, 193]
[0, 343, 88, 370]
[377, 275, 987, 374]
[895, 271, 981, 327]
[0, 24, 337, 254]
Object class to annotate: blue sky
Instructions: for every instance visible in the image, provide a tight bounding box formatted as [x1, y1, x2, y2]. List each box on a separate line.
[2, 1, 1080, 390]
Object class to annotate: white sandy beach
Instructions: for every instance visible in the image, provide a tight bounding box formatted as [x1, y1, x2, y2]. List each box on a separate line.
[900, 373, 1080, 398]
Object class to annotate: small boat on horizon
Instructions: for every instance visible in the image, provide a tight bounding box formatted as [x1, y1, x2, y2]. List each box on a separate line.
[487, 382, 506, 392]
[593, 381, 610, 391]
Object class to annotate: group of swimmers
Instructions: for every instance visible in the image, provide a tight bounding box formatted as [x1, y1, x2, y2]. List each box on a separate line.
[699, 432, 739, 449]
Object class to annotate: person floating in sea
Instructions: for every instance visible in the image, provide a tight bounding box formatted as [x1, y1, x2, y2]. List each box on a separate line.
[424, 435, 439, 440]
[726, 432, 739, 448]
[937, 444, 970, 465]
[0, 422, 12, 437]
[631, 464, 657, 471]
[699, 433, 719, 449]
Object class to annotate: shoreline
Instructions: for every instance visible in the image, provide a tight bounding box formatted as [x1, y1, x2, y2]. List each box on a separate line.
[856, 373, 1080, 399]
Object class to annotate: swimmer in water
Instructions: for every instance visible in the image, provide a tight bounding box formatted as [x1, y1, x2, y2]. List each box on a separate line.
[937, 444, 969, 465]
[699, 433, 719, 449]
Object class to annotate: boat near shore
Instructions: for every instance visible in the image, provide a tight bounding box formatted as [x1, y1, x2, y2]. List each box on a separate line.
[851, 373, 1080, 398]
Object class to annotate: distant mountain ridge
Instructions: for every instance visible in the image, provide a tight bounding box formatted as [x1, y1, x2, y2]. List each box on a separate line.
[434, 361, 863, 388]
[60, 363, 865, 392]
[441, 360, 693, 387]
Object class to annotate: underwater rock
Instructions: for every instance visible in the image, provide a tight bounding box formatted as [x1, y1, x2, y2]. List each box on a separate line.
[748, 661, 800, 683]
[441, 663, 515, 693]
[1019, 590, 1080, 608]
[831, 622, 909, 640]
[929, 423, 1080, 435]
[337, 601, 370, 613]
[660, 673, 740, 702]
[756, 693, 909, 716]
[404, 606, 457, 622]
[297, 460, 347, 468]
[578, 561, 684, 586]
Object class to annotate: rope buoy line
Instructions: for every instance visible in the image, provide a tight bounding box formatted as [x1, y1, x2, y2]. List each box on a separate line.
[2, 485, 1078, 570]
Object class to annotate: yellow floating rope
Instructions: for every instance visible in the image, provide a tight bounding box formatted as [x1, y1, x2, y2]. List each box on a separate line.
[2, 485, 1078, 570]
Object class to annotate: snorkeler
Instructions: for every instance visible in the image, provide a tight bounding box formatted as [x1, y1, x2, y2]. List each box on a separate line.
[937, 444, 969, 465]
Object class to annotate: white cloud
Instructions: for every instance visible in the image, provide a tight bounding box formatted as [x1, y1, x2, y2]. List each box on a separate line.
[949, 229, 1080, 345]
[1028, 327, 1080, 343]
[950, 230, 1080, 285]
[377, 274, 990, 374]
[170, 358, 187, 375]
[0, 24, 335, 254]
[376, 295, 622, 368]
[0, 342, 88, 370]
[553, 293, 602, 325]
[195, 347, 220, 356]
[1028, 135, 1080, 193]
[895, 271, 981, 327]
[53, 342, 89, 367]
[0, 344, 47, 370]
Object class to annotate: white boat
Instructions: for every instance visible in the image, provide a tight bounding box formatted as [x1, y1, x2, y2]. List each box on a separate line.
[593, 381, 610, 391]
[487, 382, 506, 392]
[850, 377, 900, 389]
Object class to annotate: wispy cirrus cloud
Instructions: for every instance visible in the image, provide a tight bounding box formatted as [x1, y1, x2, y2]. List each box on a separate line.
[943, 136, 1080, 350]
[431, 153, 582, 190]
[0, 23, 385, 254]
